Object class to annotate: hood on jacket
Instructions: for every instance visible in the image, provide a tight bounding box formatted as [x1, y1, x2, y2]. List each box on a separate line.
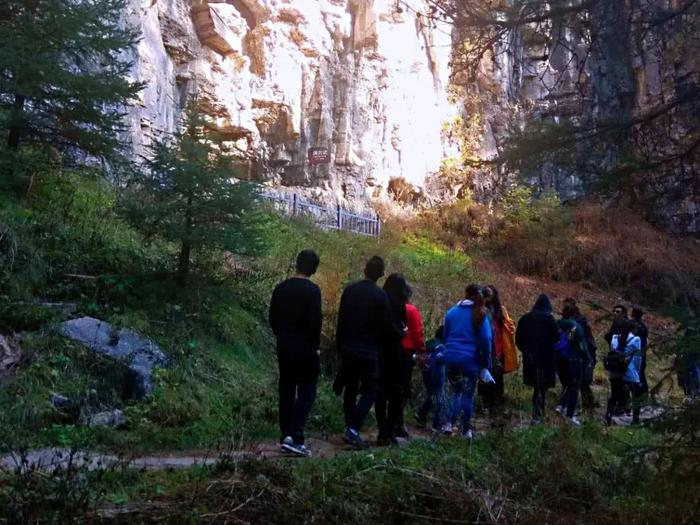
[532, 294, 553, 314]
[457, 299, 475, 308]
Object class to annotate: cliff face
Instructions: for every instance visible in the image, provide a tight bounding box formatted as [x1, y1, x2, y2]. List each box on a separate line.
[122, 0, 456, 205]
[466, 1, 700, 233]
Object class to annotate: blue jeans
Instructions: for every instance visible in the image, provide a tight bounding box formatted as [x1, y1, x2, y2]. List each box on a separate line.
[417, 366, 446, 428]
[446, 365, 478, 433]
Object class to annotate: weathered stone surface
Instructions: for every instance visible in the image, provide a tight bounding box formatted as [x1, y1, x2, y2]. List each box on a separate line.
[122, 0, 457, 204]
[0, 333, 21, 383]
[59, 317, 168, 398]
[82, 409, 127, 428]
[51, 392, 72, 410]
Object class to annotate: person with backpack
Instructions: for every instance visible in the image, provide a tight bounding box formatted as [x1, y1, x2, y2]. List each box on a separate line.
[554, 304, 590, 426]
[515, 294, 560, 424]
[478, 285, 517, 414]
[415, 326, 446, 432]
[336, 256, 403, 449]
[375, 273, 410, 446]
[269, 250, 322, 457]
[563, 298, 598, 409]
[441, 284, 493, 439]
[604, 320, 642, 426]
[630, 307, 649, 424]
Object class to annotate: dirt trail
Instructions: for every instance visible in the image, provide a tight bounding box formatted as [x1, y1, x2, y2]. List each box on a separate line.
[0, 407, 666, 474]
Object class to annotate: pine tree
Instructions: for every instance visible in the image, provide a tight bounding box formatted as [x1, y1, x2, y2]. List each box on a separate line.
[0, 0, 142, 161]
[124, 99, 267, 285]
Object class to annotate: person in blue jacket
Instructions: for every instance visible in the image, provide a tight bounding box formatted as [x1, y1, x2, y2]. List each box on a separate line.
[442, 284, 493, 439]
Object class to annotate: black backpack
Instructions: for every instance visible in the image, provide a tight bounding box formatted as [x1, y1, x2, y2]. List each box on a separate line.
[603, 350, 628, 374]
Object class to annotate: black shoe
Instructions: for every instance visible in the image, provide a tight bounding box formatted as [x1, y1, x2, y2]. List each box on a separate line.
[343, 428, 369, 450]
[376, 434, 392, 447]
[393, 425, 409, 439]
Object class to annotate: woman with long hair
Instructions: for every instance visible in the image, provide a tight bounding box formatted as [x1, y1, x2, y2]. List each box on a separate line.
[376, 273, 410, 445]
[442, 284, 493, 439]
[479, 285, 517, 413]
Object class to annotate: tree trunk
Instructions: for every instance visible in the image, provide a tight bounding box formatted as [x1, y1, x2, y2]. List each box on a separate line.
[178, 194, 194, 285]
[7, 94, 26, 151]
[178, 239, 191, 286]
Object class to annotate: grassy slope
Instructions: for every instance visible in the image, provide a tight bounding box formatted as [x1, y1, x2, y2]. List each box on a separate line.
[1, 174, 698, 523]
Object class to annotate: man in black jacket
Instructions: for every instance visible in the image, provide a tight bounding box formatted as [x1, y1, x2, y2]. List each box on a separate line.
[269, 250, 322, 457]
[515, 294, 560, 424]
[336, 256, 403, 449]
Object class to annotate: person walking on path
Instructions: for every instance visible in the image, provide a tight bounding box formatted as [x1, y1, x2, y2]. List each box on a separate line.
[479, 285, 517, 414]
[415, 326, 446, 431]
[376, 273, 411, 445]
[604, 320, 643, 426]
[515, 294, 560, 424]
[397, 291, 425, 436]
[269, 250, 322, 457]
[554, 304, 590, 426]
[630, 306, 649, 424]
[336, 256, 403, 450]
[442, 285, 493, 439]
[562, 298, 598, 409]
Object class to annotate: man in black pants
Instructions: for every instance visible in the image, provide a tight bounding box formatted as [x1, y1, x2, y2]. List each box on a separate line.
[336, 256, 403, 449]
[269, 250, 322, 457]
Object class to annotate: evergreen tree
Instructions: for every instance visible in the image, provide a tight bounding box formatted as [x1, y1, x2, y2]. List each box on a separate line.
[124, 99, 267, 285]
[0, 0, 142, 166]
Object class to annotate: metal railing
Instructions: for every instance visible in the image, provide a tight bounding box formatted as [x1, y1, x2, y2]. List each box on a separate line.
[262, 193, 381, 238]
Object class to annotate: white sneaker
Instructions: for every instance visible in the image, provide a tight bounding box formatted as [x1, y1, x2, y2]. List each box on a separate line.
[555, 406, 564, 416]
[281, 438, 312, 457]
[461, 429, 474, 440]
[280, 436, 294, 453]
[568, 416, 583, 427]
[442, 422, 453, 435]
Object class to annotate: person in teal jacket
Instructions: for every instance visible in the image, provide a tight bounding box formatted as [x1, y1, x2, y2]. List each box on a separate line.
[442, 284, 493, 439]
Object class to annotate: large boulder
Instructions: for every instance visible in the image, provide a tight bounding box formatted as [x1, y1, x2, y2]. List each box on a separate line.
[58, 317, 168, 399]
[0, 333, 21, 383]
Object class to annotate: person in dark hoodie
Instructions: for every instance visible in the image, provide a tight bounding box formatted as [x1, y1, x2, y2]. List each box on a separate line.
[376, 273, 410, 446]
[269, 249, 322, 457]
[515, 294, 560, 424]
[336, 256, 403, 450]
[415, 326, 446, 432]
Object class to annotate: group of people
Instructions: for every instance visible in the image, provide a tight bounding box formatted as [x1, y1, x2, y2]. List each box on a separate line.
[268, 251, 650, 457]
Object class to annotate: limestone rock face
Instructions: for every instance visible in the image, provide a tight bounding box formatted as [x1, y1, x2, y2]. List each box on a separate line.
[122, 0, 457, 204]
[59, 317, 169, 399]
[465, 2, 700, 233]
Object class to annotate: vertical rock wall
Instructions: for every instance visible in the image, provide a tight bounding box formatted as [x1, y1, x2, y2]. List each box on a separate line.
[122, 0, 457, 206]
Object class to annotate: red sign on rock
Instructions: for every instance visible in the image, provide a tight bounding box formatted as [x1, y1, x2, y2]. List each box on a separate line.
[308, 147, 330, 166]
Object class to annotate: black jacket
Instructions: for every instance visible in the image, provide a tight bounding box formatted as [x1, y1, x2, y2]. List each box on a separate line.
[269, 277, 322, 356]
[336, 279, 402, 360]
[515, 295, 560, 388]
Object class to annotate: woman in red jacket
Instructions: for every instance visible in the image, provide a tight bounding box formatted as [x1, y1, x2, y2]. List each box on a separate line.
[397, 289, 425, 437]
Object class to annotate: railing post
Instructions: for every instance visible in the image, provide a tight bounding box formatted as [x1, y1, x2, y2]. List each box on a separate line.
[292, 193, 297, 216]
[376, 213, 381, 238]
[337, 204, 342, 230]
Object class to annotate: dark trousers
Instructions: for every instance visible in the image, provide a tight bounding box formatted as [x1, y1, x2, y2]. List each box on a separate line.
[606, 376, 629, 421]
[342, 354, 379, 431]
[580, 382, 595, 409]
[558, 357, 582, 418]
[417, 366, 446, 429]
[278, 352, 320, 445]
[531, 364, 550, 422]
[478, 363, 505, 410]
[376, 350, 408, 436]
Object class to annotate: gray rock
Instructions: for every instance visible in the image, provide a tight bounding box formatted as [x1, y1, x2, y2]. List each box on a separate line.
[59, 317, 168, 398]
[51, 392, 71, 410]
[0, 333, 21, 383]
[83, 409, 126, 428]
